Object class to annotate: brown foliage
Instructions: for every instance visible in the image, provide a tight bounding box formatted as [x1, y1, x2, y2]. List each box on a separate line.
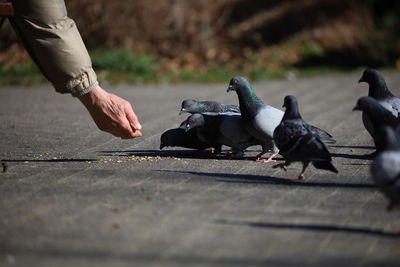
[0, 0, 382, 69]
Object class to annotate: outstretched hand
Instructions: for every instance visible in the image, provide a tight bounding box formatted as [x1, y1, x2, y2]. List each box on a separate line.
[79, 86, 142, 139]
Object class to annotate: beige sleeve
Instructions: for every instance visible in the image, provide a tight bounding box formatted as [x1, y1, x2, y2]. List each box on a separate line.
[11, 0, 98, 97]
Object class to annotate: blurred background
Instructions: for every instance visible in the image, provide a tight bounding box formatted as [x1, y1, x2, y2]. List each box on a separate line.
[0, 0, 399, 85]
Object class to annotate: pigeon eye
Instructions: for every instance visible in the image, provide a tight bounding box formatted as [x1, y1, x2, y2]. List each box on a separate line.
[187, 104, 192, 108]
[189, 119, 194, 124]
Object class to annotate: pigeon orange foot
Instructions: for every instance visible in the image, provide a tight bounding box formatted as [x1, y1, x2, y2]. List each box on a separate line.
[256, 153, 277, 163]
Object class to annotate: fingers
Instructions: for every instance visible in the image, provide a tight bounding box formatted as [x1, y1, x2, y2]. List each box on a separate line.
[114, 117, 142, 139]
[79, 86, 143, 139]
[124, 102, 142, 131]
[117, 101, 142, 139]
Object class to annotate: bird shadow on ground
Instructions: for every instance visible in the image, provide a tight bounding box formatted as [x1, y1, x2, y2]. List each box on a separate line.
[159, 170, 376, 189]
[213, 219, 400, 238]
[329, 145, 375, 150]
[330, 153, 371, 160]
[1, 158, 96, 163]
[98, 149, 278, 161]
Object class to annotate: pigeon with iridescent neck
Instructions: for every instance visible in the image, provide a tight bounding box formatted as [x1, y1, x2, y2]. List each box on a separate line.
[227, 77, 284, 162]
[180, 99, 240, 115]
[273, 95, 338, 180]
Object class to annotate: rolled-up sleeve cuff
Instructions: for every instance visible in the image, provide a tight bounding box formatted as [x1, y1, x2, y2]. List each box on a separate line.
[64, 68, 98, 97]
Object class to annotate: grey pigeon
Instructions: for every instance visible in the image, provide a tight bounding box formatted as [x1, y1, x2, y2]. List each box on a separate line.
[359, 69, 400, 140]
[181, 113, 260, 155]
[370, 126, 400, 211]
[359, 69, 400, 117]
[180, 99, 240, 115]
[227, 77, 285, 162]
[353, 96, 400, 155]
[160, 127, 211, 151]
[273, 95, 338, 180]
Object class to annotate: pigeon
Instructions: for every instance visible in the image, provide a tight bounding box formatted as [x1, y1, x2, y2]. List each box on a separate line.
[181, 113, 260, 155]
[273, 95, 338, 180]
[370, 126, 400, 211]
[358, 69, 400, 141]
[227, 76, 286, 162]
[359, 69, 400, 118]
[160, 127, 211, 151]
[180, 99, 240, 115]
[353, 96, 400, 155]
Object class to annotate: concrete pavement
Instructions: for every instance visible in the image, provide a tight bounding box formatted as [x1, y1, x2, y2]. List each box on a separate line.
[0, 71, 400, 266]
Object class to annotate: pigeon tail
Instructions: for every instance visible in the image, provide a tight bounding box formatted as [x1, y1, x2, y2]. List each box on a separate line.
[312, 160, 338, 173]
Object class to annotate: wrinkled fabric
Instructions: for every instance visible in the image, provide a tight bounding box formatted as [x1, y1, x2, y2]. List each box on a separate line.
[11, 0, 98, 97]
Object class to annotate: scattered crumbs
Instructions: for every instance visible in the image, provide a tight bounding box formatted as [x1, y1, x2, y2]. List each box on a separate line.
[96, 155, 179, 163]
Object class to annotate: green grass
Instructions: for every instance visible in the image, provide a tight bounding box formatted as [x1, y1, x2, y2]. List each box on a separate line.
[0, 49, 384, 87]
[0, 63, 45, 85]
[92, 50, 160, 83]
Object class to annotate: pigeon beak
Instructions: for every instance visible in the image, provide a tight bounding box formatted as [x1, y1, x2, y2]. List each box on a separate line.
[179, 109, 185, 115]
[352, 105, 361, 111]
[358, 77, 365, 83]
[227, 85, 234, 92]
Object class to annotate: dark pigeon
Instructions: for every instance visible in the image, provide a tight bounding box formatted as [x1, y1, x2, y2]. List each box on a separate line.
[227, 77, 283, 162]
[273, 95, 338, 180]
[181, 113, 260, 156]
[180, 99, 240, 115]
[370, 126, 400, 211]
[160, 127, 211, 151]
[353, 96, 400, 156]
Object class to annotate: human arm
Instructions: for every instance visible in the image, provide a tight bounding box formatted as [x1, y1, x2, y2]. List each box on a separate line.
[10, 0, 142, 138]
